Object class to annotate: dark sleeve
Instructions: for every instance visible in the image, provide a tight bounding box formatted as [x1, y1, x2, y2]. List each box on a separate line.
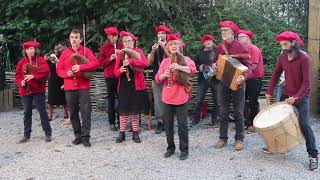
[194, 50, 202, 70]
[294, 56, 311, 100]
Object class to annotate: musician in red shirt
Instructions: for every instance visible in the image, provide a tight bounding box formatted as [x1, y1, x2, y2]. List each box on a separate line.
[266, 31, 318, 171]
[57, 29, 99, 147]
[114, 31, 147, 144]
[237, 29, 265, 134]
[156, 34, 196, 160]
[98, 26, 123, 131]
[211, 21, 253, 151]
[15, 41, 52, 143]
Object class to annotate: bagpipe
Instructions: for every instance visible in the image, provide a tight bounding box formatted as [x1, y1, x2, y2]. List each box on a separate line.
[120, 48, 143, 81]
[70, 53, 94, 80]
[22, 57, 49, 83]
[169, 52, 192, 93]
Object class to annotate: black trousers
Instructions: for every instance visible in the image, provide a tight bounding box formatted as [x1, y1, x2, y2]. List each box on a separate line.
[21, 93, 52, 137]
[218, 82, 245, 141]
[194, 77, 220, 122]
[65, 90, 92, 140]
[244, 79, 262, 127]
[163, 103, 188, 153]
[105, 78, 119, 125]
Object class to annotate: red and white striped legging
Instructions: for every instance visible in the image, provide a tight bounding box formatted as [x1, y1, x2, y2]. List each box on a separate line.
[119, 114, 139, 132]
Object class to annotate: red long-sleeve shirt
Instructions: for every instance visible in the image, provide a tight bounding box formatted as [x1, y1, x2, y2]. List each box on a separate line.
[246, 43, 265, 79]
[155, 56, 196, 105]
[57, 45, 98, 90]
[98, 42, 123, 78]
[266, 51, 311, 100]
[15, 56, 50, 96]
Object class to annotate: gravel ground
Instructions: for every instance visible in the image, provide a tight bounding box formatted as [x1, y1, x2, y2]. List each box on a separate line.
[0, 108, 320, 180]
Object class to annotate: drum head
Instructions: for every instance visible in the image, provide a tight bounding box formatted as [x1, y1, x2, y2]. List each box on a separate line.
[254, 103, 293, 128]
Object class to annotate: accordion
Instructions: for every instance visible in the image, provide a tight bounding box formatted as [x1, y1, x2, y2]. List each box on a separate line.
[216, 55, 248, 91]
[70, 53, 94, 79]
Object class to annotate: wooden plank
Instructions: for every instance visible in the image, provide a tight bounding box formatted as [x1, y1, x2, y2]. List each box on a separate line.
[308, 0, 320, 116]
[0, 90, 4, 112]
[3, 89, 9, 111]
[8, 88, 13, 108]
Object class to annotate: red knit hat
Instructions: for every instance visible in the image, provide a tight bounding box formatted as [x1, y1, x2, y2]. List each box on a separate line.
[200, 34, 216, 44]
[275, 31, 304, 46]
[219, 21, 240, 33]
[120, 31, 138, 41]
[104, 26, 119, 36]
[166, 33, 185, 47]
[237, 29, 254, 40]
[155, 25, 172, 34]
[23, 41, 40, 49]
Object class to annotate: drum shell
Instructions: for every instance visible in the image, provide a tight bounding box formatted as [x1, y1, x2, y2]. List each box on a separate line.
[253, 102, 305, 154]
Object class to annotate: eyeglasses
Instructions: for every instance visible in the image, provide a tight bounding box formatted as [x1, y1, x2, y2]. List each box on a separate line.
[123, 40, 133, 43]
[220, 28, 232, 33]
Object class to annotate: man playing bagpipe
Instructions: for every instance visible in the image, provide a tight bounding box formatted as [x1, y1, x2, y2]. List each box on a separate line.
[57, 29, 98, 147]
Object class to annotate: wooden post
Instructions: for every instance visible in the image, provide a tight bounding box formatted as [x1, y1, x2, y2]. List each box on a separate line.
[308, 0, 320, 117]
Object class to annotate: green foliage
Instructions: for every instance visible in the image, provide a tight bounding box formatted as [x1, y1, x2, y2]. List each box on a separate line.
[0, 0, 308, 71]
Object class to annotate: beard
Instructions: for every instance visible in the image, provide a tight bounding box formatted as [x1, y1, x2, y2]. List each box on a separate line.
[283, 48, 294, 55]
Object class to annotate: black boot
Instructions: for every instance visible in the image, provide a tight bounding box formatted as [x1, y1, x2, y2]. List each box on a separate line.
[72, 138, 82, 145]
[179, 152, 189, 160]
[45, 135, 52, 142]
[82, 138, 91, 147]
[110, 124, 117, 131]
[18, 136, 30, 144]
[132, 132, 141, 143]
[189, 120, 199, 127]
[155, 122, 163, 134]
[116, 132, 125, 143]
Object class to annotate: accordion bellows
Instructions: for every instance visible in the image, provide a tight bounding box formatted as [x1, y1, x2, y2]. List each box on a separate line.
[70, 53, 93, 79]
[216, 55, 248, 91]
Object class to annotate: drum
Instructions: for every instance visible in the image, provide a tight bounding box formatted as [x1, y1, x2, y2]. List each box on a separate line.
[253, 102, 305, 154]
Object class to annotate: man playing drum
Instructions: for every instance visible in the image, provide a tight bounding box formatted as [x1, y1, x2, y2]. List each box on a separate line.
[266, 31, 318, 171]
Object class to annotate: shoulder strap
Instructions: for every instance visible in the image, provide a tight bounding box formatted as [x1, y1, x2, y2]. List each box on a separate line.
[221, 41, 229, 55]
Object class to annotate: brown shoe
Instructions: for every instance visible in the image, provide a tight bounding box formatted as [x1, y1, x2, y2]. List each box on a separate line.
[246, 125, 255, 134]
[235, 140, 244, 151]
[214, 139, 227, 149]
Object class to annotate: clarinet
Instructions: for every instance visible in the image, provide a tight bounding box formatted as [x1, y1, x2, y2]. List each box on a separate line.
[167, 55, 176, 88]
[124, 53, 131, 81]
